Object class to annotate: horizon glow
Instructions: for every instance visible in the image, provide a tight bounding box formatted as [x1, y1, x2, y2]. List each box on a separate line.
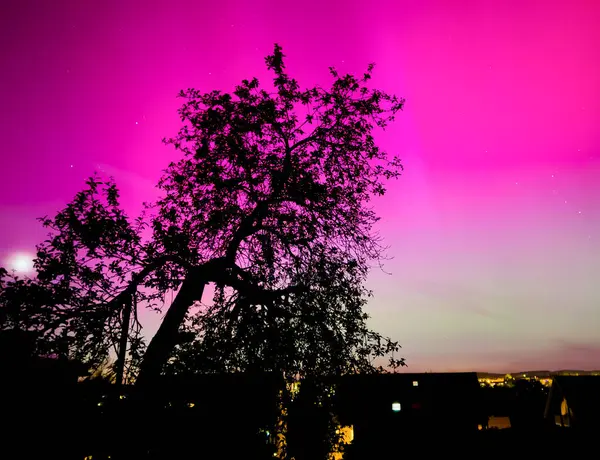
[1, 0, 599, 373]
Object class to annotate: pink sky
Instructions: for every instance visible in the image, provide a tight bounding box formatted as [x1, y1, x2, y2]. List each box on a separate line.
[1, 0, 599, 372]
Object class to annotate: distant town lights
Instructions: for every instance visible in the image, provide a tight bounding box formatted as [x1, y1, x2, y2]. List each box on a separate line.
[412, 380, 419, 387]
[392, 402, 401, 412]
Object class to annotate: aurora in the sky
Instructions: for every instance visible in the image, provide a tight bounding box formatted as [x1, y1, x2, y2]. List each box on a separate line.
[1, 0, 599, 372]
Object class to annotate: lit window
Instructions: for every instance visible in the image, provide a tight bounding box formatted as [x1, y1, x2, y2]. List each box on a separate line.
[392, 402, 401, 412]
[187, 402, 195, 408]
[412, 380, 419, 387]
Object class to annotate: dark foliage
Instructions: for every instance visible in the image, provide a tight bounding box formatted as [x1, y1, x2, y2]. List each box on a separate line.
[0, 45, 406, 390]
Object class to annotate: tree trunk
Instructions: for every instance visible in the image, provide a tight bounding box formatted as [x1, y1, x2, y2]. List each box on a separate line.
[115, 293, 132, 387]
[136, 275, 205, 386]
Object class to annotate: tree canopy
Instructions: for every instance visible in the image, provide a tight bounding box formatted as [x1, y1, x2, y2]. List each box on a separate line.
[0, 44, 406, 384]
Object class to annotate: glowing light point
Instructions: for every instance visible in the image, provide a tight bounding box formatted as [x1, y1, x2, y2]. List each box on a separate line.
[412, 380, 419, 387]
[392, 402, 401, 412]
[8, 253, 34, 274]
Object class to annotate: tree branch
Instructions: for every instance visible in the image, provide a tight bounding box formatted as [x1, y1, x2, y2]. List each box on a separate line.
[217, 265, 305, 304]
[107, 254, 189, 309]
[288, 126, 332, 152]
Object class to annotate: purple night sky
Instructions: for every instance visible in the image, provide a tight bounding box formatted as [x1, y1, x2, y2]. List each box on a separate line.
[1, 0, 599, 372]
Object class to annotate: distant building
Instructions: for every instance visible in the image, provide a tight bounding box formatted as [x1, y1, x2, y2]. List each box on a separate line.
[282, 372, 482, 458]
[334, 372, 482, 435]
[544, 375, 600, 430]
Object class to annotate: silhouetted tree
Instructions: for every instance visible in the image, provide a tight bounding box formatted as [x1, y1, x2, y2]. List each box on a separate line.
[0, 182, 147, 376]
[0, 45, 406, 389]
[0, 269, 68, 361]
